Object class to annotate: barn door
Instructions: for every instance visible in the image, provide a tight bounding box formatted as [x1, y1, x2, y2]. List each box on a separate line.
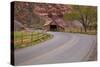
[50, 25, 57, 31]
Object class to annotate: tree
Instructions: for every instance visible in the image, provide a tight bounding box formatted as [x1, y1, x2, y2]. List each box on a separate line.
[64, 5, 97, 32]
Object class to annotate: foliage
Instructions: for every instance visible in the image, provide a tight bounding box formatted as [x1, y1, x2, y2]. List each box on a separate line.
[64, 5, 97, 32]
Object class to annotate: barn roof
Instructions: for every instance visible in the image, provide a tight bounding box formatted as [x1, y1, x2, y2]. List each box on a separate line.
[44, 18, 83, 28]
[43, 17, 66, 28]
[54, 18, 66, 28]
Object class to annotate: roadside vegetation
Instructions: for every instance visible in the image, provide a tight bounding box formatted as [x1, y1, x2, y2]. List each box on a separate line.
[14, 31, 53, 49]
[65, 28, 97, 35]
[64, 6, 97, 35]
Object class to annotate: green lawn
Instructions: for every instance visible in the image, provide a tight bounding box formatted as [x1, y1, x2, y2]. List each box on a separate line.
[14, 31, 53, 49]
[65, 28, 97, 35]
[68, 31, 97, 35]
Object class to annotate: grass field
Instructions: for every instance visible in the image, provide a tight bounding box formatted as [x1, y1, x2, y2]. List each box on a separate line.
[14, 31, 53, 49]
[65, 28, 97, 35]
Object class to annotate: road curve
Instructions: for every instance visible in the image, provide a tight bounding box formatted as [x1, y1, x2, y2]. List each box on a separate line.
[15, 32, 97, 66]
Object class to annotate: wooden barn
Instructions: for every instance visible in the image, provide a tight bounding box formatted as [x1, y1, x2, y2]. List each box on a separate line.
[33, 3, 72, 32]
[43, 16, 66, 32]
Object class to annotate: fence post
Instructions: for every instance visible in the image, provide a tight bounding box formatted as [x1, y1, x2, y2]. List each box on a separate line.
[21, 31, 23, 45]
[31, 32, 33, 45]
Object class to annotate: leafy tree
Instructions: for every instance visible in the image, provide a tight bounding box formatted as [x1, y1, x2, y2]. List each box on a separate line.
[64, 5, 97, 32]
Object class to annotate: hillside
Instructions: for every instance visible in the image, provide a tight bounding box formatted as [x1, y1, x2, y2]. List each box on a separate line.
[14, 2, 45, 30]
[14, 2, 72, 31]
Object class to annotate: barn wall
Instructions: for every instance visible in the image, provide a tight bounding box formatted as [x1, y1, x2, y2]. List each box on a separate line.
[58, 26, 65, 32]
[43, 25, 50, 31]
[65, 27, 83, 32]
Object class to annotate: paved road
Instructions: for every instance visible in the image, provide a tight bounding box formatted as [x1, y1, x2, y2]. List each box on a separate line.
[15, 32, 97, 66]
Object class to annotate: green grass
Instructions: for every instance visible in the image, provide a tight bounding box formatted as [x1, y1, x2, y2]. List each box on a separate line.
[14, 31, 53, 49]
[65, 28, 97, 35]
[78, 32, 96, 35]
[68, 31, 97, 35]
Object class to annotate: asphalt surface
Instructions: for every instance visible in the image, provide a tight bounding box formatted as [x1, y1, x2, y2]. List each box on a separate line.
[15, 32, 97, 66]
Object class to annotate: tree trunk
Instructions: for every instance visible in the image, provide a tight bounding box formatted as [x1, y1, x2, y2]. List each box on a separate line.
[84, 27, 87, 32]
[81, 21, 87, 32]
